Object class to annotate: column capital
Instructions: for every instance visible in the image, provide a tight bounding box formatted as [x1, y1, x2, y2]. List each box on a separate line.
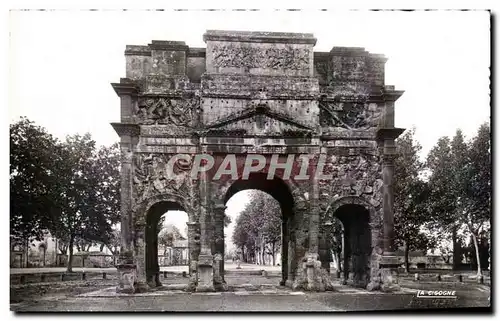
[376, 128, 405, 141]
[111, 123, 141, 137]
[111, 80, 140, 97]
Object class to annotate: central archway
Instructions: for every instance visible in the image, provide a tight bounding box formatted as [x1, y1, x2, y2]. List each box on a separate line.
[222, 172, 295, 286]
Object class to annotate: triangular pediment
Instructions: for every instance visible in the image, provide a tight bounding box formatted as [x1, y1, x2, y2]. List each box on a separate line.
[205, 105, 313, 135]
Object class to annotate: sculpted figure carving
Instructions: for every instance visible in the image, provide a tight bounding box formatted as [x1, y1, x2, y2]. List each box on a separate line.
[133, 154, 195, 208]
[135, 97, 197, 126]
[211, 45, 310, 70]
[319, 100, 376, 130]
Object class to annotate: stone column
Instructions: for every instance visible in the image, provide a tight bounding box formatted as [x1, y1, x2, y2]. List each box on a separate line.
[376, 89, 405, 292]
[304, 155, 329, 291]
[380, 142, 400, 292]
[115, 140, 136, 293]
[280, 217, 289, 286]
[342, 227, 350, 285]
[111, 81, 140, 294]
[134, 223, 149, 292]
[318, 225, 332, 274]
[187, 221, 200, 291]
[213, 203, 227, 290]
[195, 171, 215, 292]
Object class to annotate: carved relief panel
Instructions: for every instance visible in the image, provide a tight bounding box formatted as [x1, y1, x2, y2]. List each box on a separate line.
[134, 96, 200, 127]
[132, 153, 199, 216]
[211, 45, 310, 71]
[318, 152, 383, 213]
[319, 100, 382, 130]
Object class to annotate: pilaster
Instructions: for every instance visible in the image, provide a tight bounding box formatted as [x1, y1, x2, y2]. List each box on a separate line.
[195, 170, 215, 292]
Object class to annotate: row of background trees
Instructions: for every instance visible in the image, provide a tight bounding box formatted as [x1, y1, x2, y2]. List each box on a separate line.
[394, 123, 490, 277]
[231, 122, 491, 277]
[232, 191, 282, 265]
[10, 117, 122, 271]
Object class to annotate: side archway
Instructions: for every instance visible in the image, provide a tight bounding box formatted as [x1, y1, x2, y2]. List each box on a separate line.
[133, 194, 194, 289]
[324, 196, 376, 288]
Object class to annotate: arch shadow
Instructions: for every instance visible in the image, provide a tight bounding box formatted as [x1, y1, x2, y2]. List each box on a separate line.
[324, 196, 374, 289]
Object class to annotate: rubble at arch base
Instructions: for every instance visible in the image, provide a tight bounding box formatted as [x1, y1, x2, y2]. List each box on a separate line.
[111, 30, 405, 293]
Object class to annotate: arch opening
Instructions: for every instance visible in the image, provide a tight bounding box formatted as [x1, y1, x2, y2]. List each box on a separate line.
[330, 203, 371, 288]
[222, 173, 295, 286]
[144, 201, 188, 287]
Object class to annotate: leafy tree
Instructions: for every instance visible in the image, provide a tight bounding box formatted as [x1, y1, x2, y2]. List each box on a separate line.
[75, 237, 93, 252]
[231, 191, 281, 265]
[427, 125, 491, 276]
[462, 123, 491, 276]
[48, 134, 120, 272]
[426, 135, 461, 267]
[88, 143, 121, 250]
[394, 128, 435, 272]
[10, 118, 59, 245]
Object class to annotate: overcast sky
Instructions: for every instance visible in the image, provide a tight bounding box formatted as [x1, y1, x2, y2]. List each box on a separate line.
[9, 10, 490, 251]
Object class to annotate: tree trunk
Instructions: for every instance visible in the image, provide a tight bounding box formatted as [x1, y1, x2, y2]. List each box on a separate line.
[261, 238, 266, 266]
[404, 240, 410, 273]
[452, 225, 459, 270]
[272, 242, 276, 266]
[67, 235, 74, 273]
[24, 239, 29, 268]
[337, 251, 342, 272]
[42, 249, 46, 267]
[471, 231, 482, 277]
[100, 243, 105, 252]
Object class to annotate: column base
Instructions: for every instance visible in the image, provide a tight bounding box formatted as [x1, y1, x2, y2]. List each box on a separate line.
[213, 254, 225, 291]
[116, 263, 137, 294]
[134, 280, 150, 293]
[187, 260, 198, 292]
[196, 254, 214, 292]
[155, 273, 162, 287]
[379, 254, 400, 292]
[292, 254, 335, 292]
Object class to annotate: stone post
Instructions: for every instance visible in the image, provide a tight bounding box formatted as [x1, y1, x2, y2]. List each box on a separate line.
[195, 170, 215, 292]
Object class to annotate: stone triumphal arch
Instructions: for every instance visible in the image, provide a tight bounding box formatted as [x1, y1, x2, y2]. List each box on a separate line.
[111, 30, 405, 293]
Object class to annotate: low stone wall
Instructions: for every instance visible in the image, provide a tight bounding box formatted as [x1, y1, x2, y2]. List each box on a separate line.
[10, 272, 117, 285]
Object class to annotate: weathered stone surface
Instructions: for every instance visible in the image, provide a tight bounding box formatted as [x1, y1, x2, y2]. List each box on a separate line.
[112, 30, 404, 293]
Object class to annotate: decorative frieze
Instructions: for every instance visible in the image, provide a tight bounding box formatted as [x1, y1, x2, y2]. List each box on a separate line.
[211, 45, 310, 70]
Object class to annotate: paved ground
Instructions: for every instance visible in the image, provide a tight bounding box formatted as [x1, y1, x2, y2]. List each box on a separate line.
[10, 263, 490, 312]
[11, 290, 490, 312]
